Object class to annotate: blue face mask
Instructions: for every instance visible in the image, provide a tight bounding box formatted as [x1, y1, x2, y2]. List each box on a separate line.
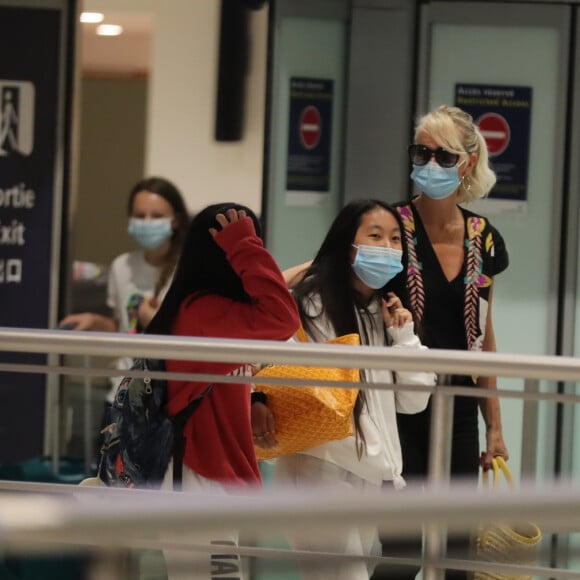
[128, 218, 173, 250]
[410, 160, 461, 200]
[352, 244, 403, 290]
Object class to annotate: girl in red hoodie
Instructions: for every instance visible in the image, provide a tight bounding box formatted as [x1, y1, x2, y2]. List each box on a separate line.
[145, 203, 299, 579]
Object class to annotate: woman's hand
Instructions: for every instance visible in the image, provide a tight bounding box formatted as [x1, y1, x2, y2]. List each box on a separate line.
[381, 292, 412, 328]
[138, 296, 159, 328]
[59, 313, 94, 331]
[251, 402, 277, 449]
[209, 208, 247, 237]
[478, 286, 509, 472]
[283, 261, 312, 288]
[480, 426, 509, 471]
[58, 312, 117, 332]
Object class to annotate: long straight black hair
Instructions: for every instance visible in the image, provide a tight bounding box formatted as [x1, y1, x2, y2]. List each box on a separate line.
[146, 202, 262, 336]
[293, 199, 412, 455]
[293, 199, 412, 335]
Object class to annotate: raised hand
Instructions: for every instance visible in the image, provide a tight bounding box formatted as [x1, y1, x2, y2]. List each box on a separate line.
[381, 292, 412, 328]
[209, 208, 247, 237]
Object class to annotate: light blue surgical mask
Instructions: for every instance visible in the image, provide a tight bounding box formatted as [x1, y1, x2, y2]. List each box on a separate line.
[410, 160, 461, 200]
[128, 218, 173, 250]
[352, 244, 403, 289]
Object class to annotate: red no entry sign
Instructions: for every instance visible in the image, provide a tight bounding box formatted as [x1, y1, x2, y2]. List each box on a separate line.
[476, 112, 510, 157]
[299, 105, 321, 149]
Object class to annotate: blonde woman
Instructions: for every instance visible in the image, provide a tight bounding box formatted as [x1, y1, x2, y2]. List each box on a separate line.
[375, 105, 510, 580]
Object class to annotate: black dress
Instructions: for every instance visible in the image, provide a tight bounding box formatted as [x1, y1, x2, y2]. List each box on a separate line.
[394, 201, 509, 480]
[372, 201, 509, 580]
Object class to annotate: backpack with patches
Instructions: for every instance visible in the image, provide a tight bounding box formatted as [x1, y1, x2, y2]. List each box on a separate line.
[98, 358, 212, 489]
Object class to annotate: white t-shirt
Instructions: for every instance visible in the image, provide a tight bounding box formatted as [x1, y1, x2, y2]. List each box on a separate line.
[106, 251, 171, 402]
[107, 251, 163, 334]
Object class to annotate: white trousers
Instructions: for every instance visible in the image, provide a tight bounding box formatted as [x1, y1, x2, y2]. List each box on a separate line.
[160, 462, 244, 580]
[273, 454, 380, 580]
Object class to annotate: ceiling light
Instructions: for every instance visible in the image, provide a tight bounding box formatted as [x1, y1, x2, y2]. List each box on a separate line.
[80, 12, 104, 23]
[96, 24, 123, 36]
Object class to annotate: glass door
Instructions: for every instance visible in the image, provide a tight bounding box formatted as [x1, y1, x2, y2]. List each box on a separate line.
[417, 0, 572, 570]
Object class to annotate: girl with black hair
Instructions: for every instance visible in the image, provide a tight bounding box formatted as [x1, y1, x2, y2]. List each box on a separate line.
[266, 199, 435, 580]
[147, 203, 299, 488]
[146, 203, 299, 579]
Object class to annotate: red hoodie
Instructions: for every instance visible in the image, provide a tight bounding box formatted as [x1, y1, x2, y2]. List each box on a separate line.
[165, 218, 299, 487]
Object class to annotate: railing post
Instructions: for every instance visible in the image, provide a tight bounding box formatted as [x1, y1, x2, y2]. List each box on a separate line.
[424, 376, 454, 580]
[48, 352, 60, 475]
[521, 378, 540, 477]
[83, 355, 93, 476]
[88, 549, 140, 580]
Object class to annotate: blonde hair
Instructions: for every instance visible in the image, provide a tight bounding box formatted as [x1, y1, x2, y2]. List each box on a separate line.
[415, 105, 496, 203]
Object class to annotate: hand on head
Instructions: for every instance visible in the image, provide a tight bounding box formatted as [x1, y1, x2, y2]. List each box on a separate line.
[209, 208, 247, 238]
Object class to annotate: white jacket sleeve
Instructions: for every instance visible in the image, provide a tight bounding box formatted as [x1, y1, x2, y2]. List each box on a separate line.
[387, 322, 436, 414]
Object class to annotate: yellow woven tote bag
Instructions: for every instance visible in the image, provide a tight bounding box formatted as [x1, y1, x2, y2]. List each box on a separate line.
[475, 457, 542, 580]
[254, 328, 360, 461]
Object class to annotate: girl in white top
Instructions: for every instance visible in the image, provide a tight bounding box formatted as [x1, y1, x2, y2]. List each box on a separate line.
[61, 176, 189, 334]
[59, 177, 190, 402]
[255, 199, 436, 580]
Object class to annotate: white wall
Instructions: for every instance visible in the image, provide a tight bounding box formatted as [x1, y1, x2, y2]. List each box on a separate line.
[83, 0, 268, 214]
[81, 12, 152, 76]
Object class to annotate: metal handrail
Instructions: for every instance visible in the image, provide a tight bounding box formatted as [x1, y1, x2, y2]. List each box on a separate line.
[0, 480, 575, 577]
[0, 326, 576, 579]
[1, 479, 575, 533]
[1, 326, 580, 380]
